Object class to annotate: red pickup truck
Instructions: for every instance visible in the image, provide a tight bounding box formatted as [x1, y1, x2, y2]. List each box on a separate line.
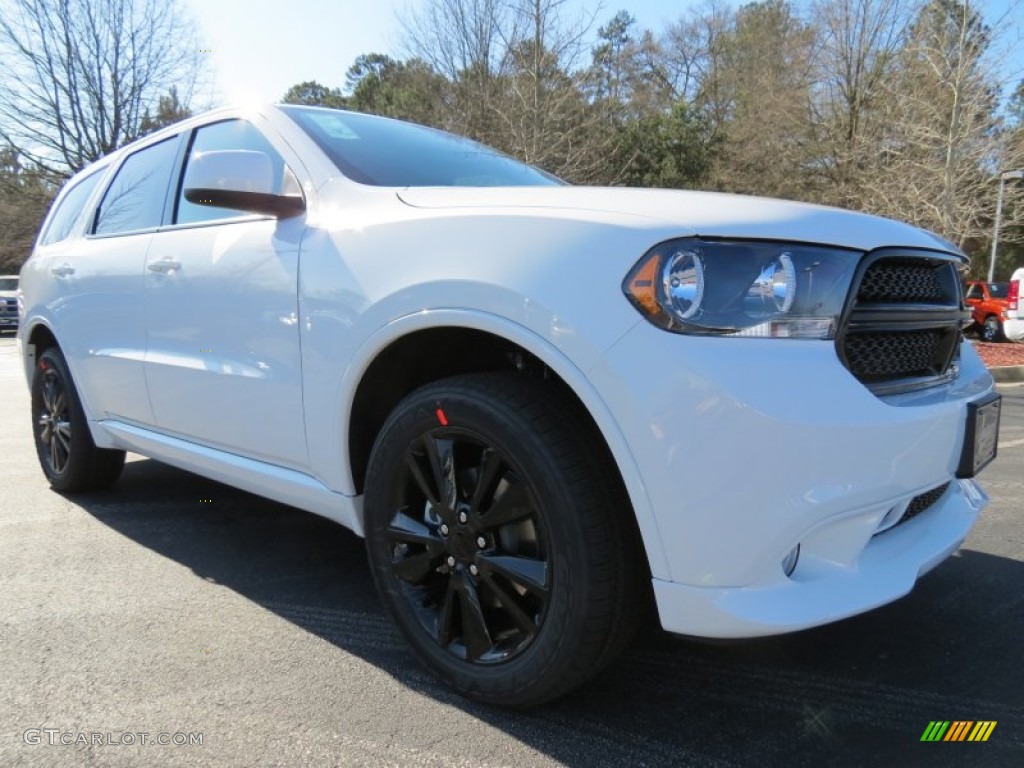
[965, 280, 1018, 341]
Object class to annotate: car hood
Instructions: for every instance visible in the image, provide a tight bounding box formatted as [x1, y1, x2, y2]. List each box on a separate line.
[396, 186, 958, 254]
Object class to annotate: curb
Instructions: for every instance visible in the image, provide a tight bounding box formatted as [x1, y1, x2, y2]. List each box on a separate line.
[991, 366, 1024, 384]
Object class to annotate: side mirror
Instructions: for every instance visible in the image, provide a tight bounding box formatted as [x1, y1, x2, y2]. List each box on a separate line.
[183, 150, 304, 218]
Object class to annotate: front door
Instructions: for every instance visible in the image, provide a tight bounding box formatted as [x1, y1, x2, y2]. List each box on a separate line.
[144, 119, 308, 469]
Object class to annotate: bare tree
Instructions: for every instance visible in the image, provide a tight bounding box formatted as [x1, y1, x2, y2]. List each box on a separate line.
[0, 0, 203, 176]
[810, 0, 912, 204]
[399, 0, 608, 179]
[400, 0, 511, 140]
[862, 0, 1010, 248]
[494, 0, 602, 176]
[656, 0, 735, 123]
[705, 0, 818, 199]
[402, 0, 511, 82]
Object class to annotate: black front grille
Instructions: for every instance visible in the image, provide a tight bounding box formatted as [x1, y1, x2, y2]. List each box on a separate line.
[857, 258, 946, 304]
[838, 252, 965, 394]
[844, 329, 948, 381]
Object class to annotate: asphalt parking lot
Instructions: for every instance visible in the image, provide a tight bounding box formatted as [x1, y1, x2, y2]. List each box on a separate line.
[1, 333, 1021, 767]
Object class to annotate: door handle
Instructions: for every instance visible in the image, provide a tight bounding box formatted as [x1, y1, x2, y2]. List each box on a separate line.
[147, 257, 181, 274]
[50, 263, 75, 278]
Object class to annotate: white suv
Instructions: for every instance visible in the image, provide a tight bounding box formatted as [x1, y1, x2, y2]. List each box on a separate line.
[18, 105, 1001, 707]
[1004, 266, 1024, 342]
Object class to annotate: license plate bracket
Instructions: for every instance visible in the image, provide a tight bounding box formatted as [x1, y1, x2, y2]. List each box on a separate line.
[956, 393, 1001, 478]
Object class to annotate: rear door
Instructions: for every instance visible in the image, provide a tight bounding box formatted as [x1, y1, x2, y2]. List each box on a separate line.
[143, 118, 308, 469]
[48, 136, 183, 425]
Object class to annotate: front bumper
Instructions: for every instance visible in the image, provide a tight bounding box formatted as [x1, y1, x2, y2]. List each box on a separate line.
[652, 479, 985, 637]
[589, 323, 995, 638]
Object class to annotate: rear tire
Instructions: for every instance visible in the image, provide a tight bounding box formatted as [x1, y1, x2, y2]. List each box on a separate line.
[363, 373, 646, 708]
[31, 347, 125, 492]
[981, 315, 1003, 342]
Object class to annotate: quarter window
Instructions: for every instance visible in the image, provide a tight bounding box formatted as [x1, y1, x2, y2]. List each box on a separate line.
[93, 138, 179, 235]
[175, 120, 286, 226]
[40, 169, 104, 245]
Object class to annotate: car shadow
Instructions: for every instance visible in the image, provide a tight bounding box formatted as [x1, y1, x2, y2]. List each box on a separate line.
[74, 458, 1023, 767]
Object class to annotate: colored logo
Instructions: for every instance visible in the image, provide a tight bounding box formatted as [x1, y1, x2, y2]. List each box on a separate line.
[920, 721, 997, 742]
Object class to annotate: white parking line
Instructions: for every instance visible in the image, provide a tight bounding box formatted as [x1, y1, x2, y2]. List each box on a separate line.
[998, 438, 1024, 449]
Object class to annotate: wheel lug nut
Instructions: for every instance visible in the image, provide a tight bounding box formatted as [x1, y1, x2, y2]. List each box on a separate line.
[439, 524, 449, 535]
[469, 564, 479, 576]
[446, 556, 456, 568]
[476, 536, 487, 549]
[458, 511, 468, 524]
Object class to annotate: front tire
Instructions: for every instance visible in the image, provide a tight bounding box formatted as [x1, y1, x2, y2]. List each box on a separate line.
[31, 347, 126, 492]
[363, 373, 645, 708]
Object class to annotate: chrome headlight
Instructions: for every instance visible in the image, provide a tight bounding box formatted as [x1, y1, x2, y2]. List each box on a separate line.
[623, 239, 860, 339]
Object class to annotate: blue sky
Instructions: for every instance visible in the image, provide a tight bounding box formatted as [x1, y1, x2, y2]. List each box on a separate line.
[185, 0, 1023, 107]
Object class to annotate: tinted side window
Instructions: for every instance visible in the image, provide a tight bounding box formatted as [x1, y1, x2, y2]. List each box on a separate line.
[965, 284, 982, 300]
[94, 138, 179, 235]
[175, 120, 285, 226]
[40, 170, 104, 245]
[988, 283, 1009, 299]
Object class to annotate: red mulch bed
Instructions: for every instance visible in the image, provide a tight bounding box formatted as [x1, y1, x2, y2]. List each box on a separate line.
[971, 340, 1024, 369]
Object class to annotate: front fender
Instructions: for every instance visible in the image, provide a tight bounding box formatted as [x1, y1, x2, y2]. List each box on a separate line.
[320, 308, 669, 580]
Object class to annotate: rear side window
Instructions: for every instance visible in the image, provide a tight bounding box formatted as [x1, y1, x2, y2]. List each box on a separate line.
[175, 119, 286, 226]
[988, 283, 1009, 299]
[94, 138, 179, 235]
[39, 170, 104, 245]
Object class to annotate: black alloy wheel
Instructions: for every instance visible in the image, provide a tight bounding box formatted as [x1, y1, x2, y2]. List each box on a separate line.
[31, 346, 125, 492]
[386, 431, 550, 665]
[36, 356, 73, 476]
[364, 373, 647, 708]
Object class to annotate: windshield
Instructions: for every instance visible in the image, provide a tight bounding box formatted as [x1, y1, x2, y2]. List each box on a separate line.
[0, 277, 18, 291]
[280, 105, 561, 188]
[988, 282, 1009, 299]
